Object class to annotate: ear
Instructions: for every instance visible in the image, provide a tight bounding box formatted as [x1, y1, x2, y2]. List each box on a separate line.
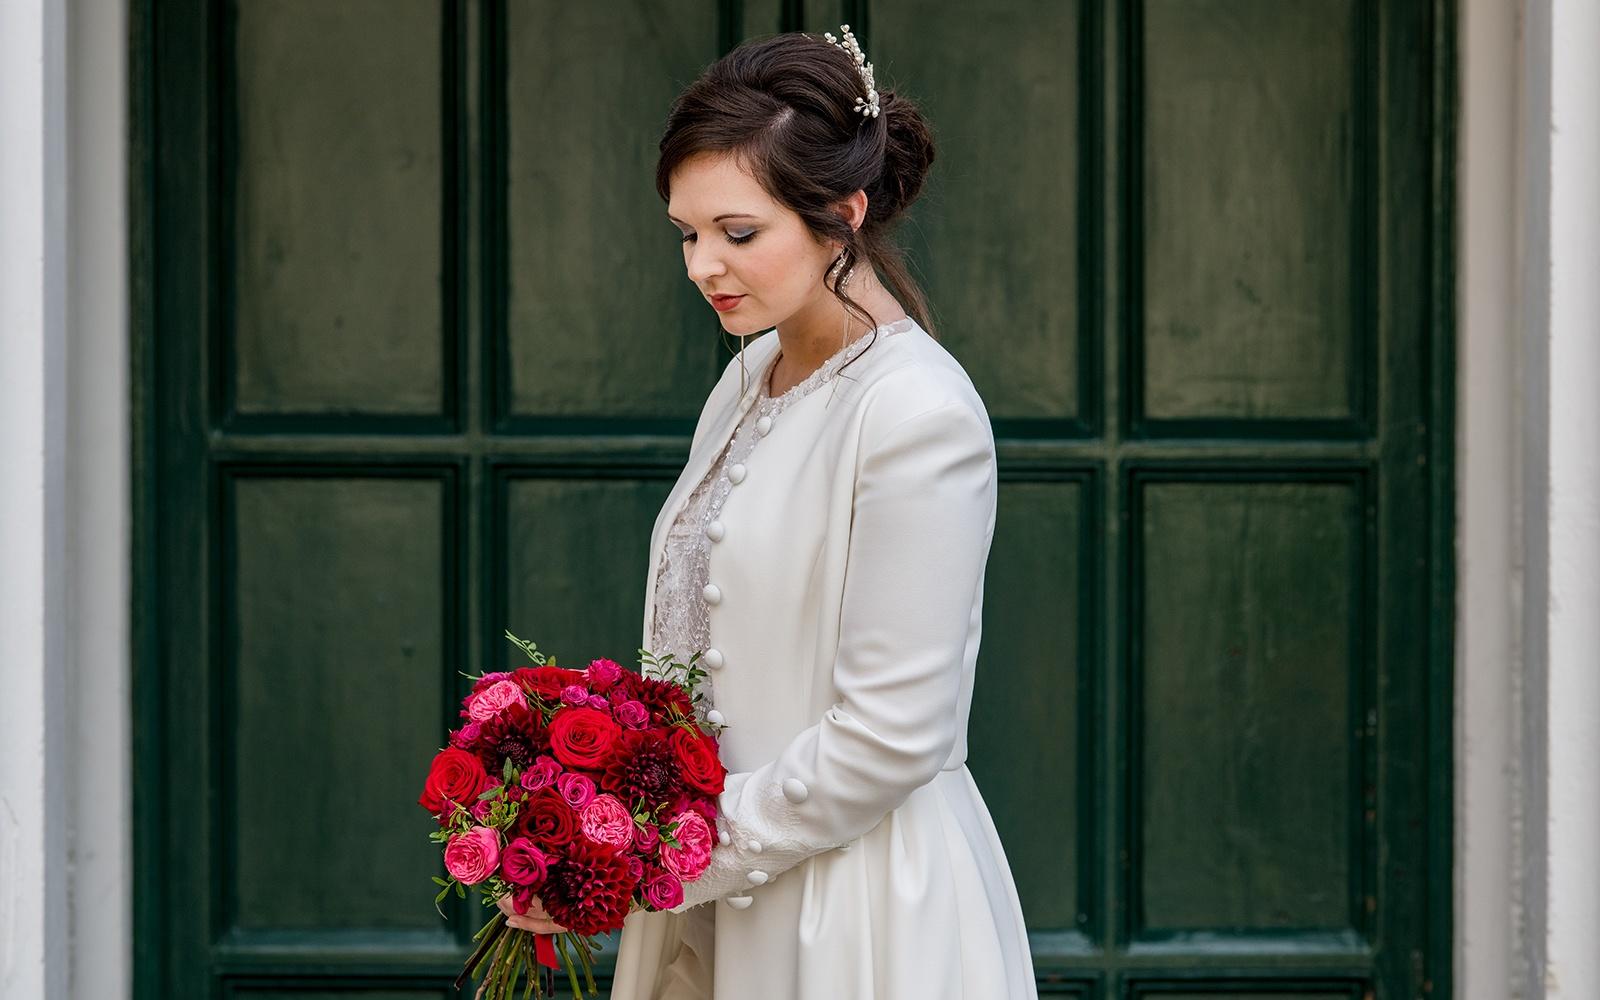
[834, 189, 869, 234]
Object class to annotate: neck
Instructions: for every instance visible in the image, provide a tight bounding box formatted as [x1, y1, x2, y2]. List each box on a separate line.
[772, 271, 906, 381]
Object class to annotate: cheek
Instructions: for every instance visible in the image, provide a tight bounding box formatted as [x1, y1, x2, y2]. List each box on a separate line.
[743, 242, 815, 295]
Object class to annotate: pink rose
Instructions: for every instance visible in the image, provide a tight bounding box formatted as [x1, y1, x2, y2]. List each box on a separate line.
[449, 721, 483, 747]
[626, 854, 645, 882]
[501, 837, 551, 886]
[520, 755, 561, 792]
[587, 695, 610, 711]
[586, 658, 623, 690]
[613, 700, 650, 730]
[659, 810, 713, 881]
[470, 798, 493, 822]
[561, 684, 590, 706]
[642, 866, 684, 909]
[466, 679, 527, 722]
[579, 793, 635, 849]
[443, 826, 500, 885]
[632, 822, 660, 854]
[557, 772, 596, 809]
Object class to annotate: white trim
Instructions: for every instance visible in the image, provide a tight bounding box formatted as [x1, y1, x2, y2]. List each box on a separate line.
[1458, 0, 1600, 997]
[0, 1, 70, 996]
[68, 1, 134, 998]
[1540, 0, 1600, 994]
[0, 2, 131, 998]
[1455, 0, 1518, 994]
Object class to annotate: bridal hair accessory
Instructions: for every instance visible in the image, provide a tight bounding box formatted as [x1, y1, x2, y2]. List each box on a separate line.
[822, 25, 880, 118]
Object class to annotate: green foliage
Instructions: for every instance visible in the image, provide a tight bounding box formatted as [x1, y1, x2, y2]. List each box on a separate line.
[504, 629, 548, 666]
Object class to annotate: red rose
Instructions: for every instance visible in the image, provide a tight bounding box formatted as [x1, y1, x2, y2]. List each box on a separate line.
[669, 728, 726, 796]
[520, 666, 587, 703]
[418, 747, 494, 817]
[514, 788, 580, 847]
[548, 707, 623, 770]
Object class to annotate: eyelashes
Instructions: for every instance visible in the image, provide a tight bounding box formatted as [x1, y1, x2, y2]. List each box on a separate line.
[679, 231, 757, 246]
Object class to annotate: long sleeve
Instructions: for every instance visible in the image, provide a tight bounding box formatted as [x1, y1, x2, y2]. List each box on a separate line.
[672, 398, 997, 911]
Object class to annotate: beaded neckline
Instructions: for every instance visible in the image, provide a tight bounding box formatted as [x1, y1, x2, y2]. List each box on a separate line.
[757, 314, 917, 410]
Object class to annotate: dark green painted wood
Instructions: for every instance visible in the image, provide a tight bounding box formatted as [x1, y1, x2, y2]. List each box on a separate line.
[227, 473, 451, 932]
[498, 471, 675, 664]
[1139, 0, 1362, 424]
[135, 0, 1456, 998]
[1133, 476, 1363, 934]
[969, 476, 1095, 934]
[231, 0, 448, 418]
[502, 2, 724, 421]
[872, 0, 1090, 429]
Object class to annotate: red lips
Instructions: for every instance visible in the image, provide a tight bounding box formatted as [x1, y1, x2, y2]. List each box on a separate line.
[710, 294, 745, 312]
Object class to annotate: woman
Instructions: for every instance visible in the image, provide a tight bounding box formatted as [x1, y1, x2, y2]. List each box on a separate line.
[498, 27, 1036, 998]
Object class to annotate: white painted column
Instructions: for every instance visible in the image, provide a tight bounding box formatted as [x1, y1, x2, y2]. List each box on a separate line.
[1455, 0, 1518, 994]
[1539, 0, 1600, 995]
[0, 2, 132, 998]
[1458, 0, 1598, 997]
[68, 1, 134, 998]
[0, 1, 71, 998]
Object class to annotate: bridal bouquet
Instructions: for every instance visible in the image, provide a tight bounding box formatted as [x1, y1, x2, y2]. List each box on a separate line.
[419, 631, 727, 999]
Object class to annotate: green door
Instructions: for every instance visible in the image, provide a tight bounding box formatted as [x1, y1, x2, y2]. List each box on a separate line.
[135, 2, 1453, 998]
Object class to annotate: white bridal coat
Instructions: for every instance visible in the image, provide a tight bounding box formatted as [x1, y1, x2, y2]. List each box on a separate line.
[609, 317, 1037, 999]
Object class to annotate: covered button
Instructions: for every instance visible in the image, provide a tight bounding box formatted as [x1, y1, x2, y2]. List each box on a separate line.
[727, 896, 754, 909]
[702, 647, 725, 669]
[745, 840, 762, 853]
[728, 463, 747, 484]
[706, 709, 726, 726]
[718, 829, 731, 846]
[782, 778, 810, 803]
[705, 520, 725, 542]
[747, 870, 769, 886]
[702, 583, 722, 605]
[756, 415, 772, 435]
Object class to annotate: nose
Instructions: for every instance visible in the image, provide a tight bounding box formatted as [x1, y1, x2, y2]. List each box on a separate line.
[685, 240, 726, 286]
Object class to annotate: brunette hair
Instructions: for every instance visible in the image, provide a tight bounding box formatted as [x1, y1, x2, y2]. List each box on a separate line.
[655, 30, 939, 358]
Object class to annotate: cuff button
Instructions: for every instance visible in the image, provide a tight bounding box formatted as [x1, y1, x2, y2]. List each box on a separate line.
[727, 895, 754, 909]
[747, 870, 769, 885]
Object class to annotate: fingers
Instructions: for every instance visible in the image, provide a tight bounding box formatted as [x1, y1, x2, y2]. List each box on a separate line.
[494, 892, 567, 934]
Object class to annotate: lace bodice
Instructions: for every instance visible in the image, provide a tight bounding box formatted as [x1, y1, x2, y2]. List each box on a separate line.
[647, 316, 917, 714]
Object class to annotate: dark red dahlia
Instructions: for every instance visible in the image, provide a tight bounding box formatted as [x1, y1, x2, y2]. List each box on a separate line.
[600, 729, 684, 810]
[538, 838, 640, 936]
[475, 701, 546, 772]
[622, 673, 694, 719]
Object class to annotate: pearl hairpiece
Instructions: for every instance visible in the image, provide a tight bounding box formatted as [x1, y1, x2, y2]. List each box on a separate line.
[822, 24, 880, 118]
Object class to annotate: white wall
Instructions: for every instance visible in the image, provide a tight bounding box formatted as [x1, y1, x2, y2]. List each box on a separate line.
[1538, 0, 1600, 994]
[0, 1, 131, 998]
[1458, 0, 1600, 997]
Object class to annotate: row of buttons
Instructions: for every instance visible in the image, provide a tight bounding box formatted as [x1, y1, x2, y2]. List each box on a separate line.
[705, 407, 777, 911]
[699, 409, 775, 668]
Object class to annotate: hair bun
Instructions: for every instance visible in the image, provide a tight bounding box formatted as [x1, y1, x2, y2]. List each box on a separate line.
[872, 88, 936, 222]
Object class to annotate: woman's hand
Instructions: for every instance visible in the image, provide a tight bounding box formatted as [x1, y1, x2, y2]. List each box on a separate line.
[495, 892, 569, 935]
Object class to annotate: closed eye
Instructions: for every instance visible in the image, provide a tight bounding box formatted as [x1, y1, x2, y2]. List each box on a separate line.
[680, 230, 757, 246]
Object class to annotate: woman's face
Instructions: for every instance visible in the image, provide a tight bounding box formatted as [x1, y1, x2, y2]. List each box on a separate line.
[666, 152, 838, 336]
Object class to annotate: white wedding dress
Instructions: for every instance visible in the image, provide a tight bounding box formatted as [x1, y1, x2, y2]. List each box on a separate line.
[610, 316, 1037, 999]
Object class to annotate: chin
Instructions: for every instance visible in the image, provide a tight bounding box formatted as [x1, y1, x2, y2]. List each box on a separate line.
[719, 313, 767, 338]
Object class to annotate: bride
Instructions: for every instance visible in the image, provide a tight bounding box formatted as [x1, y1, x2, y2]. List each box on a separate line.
[498, 26, 1037, 999]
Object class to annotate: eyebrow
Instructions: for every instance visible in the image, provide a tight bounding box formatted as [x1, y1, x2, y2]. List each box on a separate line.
[667, 212, 759, 224]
